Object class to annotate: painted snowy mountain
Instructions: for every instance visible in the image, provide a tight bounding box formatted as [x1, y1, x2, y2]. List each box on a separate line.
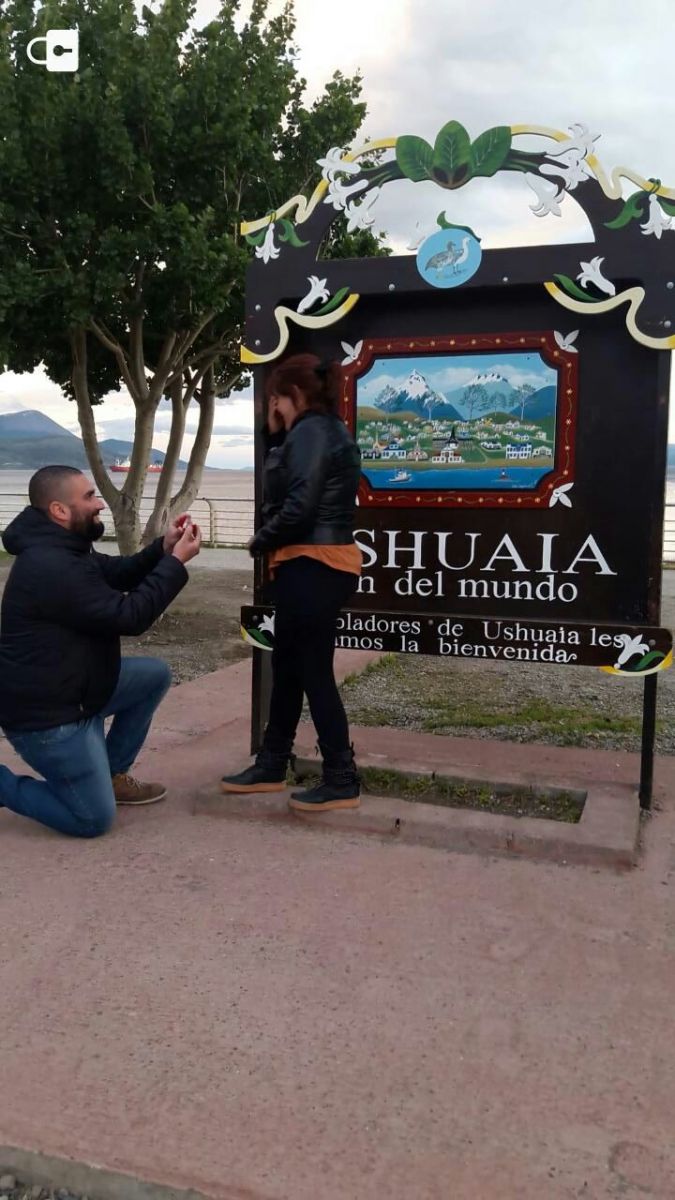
[372, 370, 463, 420]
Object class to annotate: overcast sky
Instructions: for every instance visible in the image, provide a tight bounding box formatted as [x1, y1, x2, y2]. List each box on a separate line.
[2, 0, 675, 465]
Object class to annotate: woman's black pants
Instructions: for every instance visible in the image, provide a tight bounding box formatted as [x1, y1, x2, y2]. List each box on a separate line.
[266, 556, 357, 752]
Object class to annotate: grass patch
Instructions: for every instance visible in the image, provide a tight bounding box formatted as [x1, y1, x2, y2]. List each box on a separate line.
[359, 767, 583, 822]
[293, 762, 584, 823]
[341, 652, 397, 689]
[421, 698, 646, 740]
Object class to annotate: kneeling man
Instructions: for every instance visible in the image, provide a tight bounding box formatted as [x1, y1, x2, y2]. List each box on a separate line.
[0, 466, 201, 837]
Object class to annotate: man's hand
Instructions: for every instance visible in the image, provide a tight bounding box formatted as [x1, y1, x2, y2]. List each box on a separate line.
[163, 513, 192, 555]
[172, 522, 202, 565]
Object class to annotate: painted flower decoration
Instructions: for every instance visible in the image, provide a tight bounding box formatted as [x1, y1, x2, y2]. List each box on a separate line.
[640, 194, 672, 239]
[613, 633, 649, 670]
[297, 275, 330, 314]
[548, 123, 600, 159]
[345, 186, 381, 232]
[341, 340, 363, 365]
[324, 175, 369, 212]
[577, 256, 615, 297]
[526, 172, 564, 218]
[316, 146, 361, 183]
[549, 482, 574, 508]
[407, 221, 428, 251]
[259, 613, 275, 637]
[553, 329, 579, 353]
[255, 224, 280, 265]
[541, 150, 590, 192]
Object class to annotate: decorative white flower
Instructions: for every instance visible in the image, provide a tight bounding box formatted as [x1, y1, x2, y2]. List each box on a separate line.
[553, 329, 579, 353]
[526, 172, 564, 218]
[297, 275, 330, 314]
[341, 340, 363, 365]
[640, 194, 672, 239]
[577, 255, 616, 297]
[259, 613, 276, 637]
[541, 149, 590, 192]
[613, 633, 649, 670]
[324, 175, 369, 212]
[407, 221, 431, 251]
[549, 482, 574, 508]
[254, 224, 280, 265]
[316, 146, 361, 183]
[548, 122, 600, 160]
[344, 186, 381, 232]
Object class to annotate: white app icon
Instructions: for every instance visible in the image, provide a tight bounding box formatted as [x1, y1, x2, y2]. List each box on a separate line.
[27, 29, 79, 73]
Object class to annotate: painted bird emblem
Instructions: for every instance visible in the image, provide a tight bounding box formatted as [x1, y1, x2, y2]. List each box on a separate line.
[425, 236, 471, 275]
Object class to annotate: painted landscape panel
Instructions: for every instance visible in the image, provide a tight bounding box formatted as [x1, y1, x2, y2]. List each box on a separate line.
[356, 351, 558, 491]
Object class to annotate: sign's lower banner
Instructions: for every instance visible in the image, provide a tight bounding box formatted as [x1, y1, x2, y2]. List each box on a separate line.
[241, 607, 673, 676]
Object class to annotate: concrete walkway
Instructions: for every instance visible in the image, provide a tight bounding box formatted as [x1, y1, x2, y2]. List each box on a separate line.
[2, 654, 675, 1199]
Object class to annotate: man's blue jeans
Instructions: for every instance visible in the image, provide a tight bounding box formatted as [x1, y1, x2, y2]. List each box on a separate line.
[0, 657, 171, 838]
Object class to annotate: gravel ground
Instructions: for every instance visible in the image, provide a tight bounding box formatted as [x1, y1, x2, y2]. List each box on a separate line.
[340, 652, 675, 754]
[0, 1178, 89, 1200]
[339, 572, 675, 756]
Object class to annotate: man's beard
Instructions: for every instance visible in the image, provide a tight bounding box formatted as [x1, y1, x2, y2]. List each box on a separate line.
[72, 513, 105, 542]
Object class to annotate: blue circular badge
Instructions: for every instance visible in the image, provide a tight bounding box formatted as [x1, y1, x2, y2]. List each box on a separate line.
[417, 226, 482, 289]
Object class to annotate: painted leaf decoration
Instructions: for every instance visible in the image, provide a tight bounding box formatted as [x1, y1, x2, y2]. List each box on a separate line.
[277, 218, 310, 248]
[604, 191, 648, 230]
[245, 228, 268, 248]
[557, 490, 573, 508]
[246, 627, 272, 649]
[553, 274, 603, 303]
[656, 197, 675, 217]
[395, 135, 434, 182]
[313, 286, 350, 316]
[432, 121, 472, 183]
[632, 650, 665, 672]
[436, 213, 479, 240]
[470, 126, 511, 177]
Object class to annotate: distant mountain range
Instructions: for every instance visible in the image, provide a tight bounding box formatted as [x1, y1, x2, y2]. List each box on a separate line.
[0, 409, 186, 470]
[367, 369, 556, 422]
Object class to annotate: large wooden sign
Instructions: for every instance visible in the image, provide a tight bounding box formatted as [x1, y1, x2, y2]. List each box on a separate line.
[240, 120, 675, 678]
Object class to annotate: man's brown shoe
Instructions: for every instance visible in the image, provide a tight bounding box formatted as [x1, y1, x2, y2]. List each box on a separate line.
[112, 773, 167, 806]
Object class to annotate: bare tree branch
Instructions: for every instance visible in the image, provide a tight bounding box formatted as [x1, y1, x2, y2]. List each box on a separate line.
[88, 318, 139, 400]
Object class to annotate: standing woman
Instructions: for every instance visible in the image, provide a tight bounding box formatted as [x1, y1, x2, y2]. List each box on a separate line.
[221, 353, 362, 811]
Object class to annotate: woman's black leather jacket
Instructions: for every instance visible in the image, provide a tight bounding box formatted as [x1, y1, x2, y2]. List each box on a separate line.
[250, 410, 361, 553]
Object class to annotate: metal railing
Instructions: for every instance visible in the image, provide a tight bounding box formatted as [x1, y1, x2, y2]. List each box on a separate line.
[664, 503, 675, 562]
[0, 494, 254, 548]
[0, 494, 673, 559]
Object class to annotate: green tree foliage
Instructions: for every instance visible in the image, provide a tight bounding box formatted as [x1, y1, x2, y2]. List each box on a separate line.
[0, 0, 382, 549]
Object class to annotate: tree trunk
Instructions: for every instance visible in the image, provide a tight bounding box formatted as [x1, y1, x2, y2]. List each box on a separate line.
[141, 378, 186, 544]
[70, 323, 225, 554]
[167, 364, 216, 523]
[116, 402, 157, 551]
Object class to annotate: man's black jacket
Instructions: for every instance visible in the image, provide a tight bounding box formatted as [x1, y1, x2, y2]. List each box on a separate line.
[0, 507, 188, 732]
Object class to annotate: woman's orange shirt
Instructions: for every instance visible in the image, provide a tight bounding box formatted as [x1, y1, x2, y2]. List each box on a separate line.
[268, 544, 362, 577]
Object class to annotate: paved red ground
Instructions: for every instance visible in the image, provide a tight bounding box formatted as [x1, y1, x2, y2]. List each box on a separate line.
[2, 655, 675, 1200]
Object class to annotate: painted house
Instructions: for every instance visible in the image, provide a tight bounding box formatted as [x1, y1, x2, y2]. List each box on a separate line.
[505, 443, 533, 460]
